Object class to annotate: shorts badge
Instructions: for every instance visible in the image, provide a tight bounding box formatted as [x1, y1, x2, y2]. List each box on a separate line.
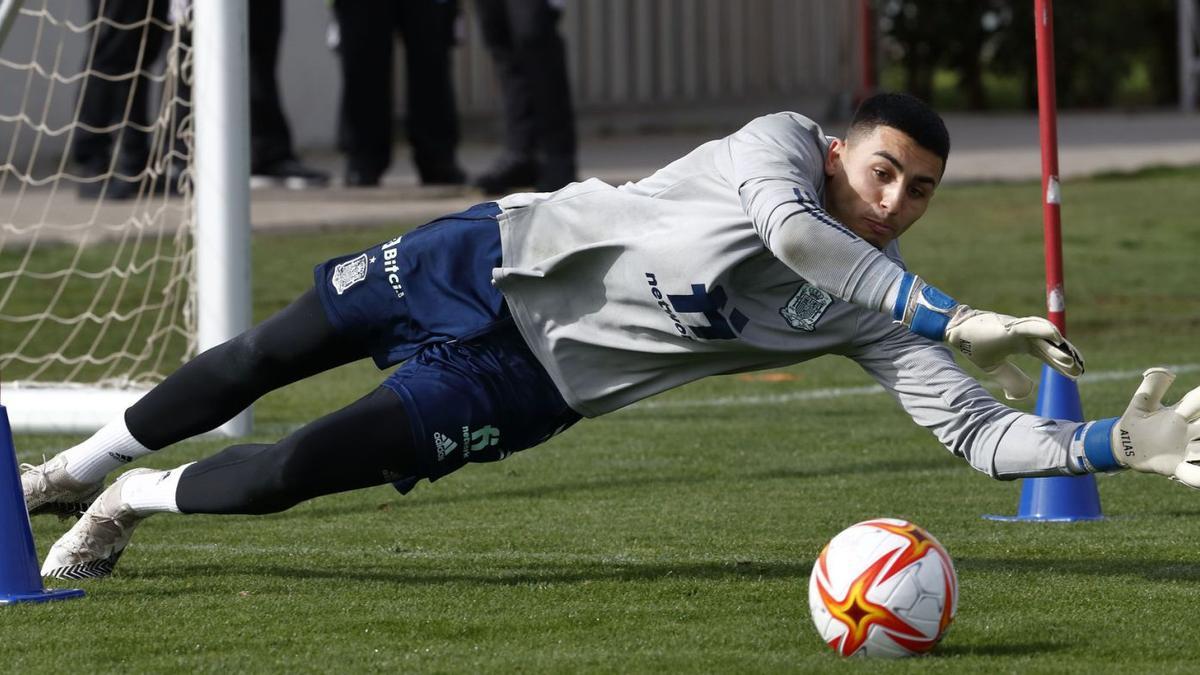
[331, 253, 369, 295]
[780, 282, 832, 332]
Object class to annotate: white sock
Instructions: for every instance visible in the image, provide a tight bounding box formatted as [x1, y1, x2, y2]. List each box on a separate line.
[60, 416, 154, 484]
[120, 463, 194, 516]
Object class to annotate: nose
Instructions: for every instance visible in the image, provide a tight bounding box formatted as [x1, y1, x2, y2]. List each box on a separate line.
[879, 183, 904, 216]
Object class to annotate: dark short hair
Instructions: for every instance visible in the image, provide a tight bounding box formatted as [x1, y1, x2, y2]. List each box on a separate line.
[848, 93, 950, 167]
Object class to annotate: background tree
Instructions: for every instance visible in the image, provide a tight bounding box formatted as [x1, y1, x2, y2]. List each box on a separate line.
[880, 0, 1180, 110]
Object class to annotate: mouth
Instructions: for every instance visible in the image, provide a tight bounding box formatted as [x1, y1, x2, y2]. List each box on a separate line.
[862, 217, 893, 239]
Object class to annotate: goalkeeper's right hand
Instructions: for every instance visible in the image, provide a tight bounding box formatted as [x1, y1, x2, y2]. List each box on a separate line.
[1075, 368, 1200, 487]
[890, 272, 1084, 400]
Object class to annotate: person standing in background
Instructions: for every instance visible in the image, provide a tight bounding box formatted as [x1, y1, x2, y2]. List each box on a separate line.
[72, 0, 168, 200]
[248, 0, 331, 190]
[332, 0, 467, 188]
[472, 0, 577, 194]
[75, 0, 328, 196]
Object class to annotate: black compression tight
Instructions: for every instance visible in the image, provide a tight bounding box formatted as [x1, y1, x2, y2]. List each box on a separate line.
[125, 289, 366, 449]
[123, 289, 422, 514]
[175, 387, 418, 515]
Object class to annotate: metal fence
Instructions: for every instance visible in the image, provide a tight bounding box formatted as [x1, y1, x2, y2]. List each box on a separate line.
[452, 0, 861, 116]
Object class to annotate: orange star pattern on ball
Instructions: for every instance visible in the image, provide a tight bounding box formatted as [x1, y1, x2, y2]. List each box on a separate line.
[815, 520, 955, 656]
[816, 544, 931, 656]
[863, 519, 957, 637]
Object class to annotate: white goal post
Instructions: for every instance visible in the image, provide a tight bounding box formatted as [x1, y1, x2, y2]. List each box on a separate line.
[0, 0, 250, 436]
[190, 1, 251, 436]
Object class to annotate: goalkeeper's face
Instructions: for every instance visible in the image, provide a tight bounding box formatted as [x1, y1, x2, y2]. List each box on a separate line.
[823, 125, 944, 249]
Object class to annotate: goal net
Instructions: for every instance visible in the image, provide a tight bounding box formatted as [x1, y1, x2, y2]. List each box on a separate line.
[0, 0, 249, 434]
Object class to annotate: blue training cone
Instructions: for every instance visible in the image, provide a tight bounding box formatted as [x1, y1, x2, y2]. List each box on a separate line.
[985, 363, 1104, 522]
[0, 404, 84, 605]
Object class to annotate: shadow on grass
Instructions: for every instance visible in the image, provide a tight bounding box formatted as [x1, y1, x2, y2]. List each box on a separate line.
[272, 457, 956, 521]
[1161, 508, 1200, 518]
[90, 540, 1200, 607]
[117, 552, 1200, 592]
[935, 641, 1067, 657]
[125, 557, 814, 588]
[959, 556, 1200, 582]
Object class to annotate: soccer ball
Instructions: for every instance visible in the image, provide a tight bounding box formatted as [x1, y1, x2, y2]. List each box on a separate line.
[808, 518, 957, 658]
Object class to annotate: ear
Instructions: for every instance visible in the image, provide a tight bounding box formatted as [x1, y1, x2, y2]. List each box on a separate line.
[825, 138, 845, 177]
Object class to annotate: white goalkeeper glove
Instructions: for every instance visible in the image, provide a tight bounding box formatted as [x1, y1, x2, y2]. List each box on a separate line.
[943, 307, 1084, 400]
[1073, 368, 1200, 487]
[892, 273, 1085, 400]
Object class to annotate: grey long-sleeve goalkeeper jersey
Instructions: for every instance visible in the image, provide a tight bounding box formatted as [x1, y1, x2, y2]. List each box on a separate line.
[492, 112, 1084, 479]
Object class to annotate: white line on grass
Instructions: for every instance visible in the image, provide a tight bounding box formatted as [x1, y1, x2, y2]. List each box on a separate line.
[631, 363, 1200, 410]
[13, 363, 1200, 462]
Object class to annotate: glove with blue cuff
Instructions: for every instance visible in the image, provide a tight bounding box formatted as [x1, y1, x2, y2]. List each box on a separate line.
[1075, 368, 1200, 487]
[893, 273, 1085, 400]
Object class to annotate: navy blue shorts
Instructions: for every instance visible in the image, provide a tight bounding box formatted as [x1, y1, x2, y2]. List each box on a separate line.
[313, 203, 581, 491]
[314, 201, 509, 369]
[384, 320, 580, 487]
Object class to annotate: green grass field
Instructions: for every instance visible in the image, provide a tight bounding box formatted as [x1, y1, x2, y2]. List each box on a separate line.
[3, 168, 1200, 673]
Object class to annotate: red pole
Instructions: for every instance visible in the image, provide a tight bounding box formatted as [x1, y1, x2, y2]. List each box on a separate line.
[1034, 0, 1067, 334]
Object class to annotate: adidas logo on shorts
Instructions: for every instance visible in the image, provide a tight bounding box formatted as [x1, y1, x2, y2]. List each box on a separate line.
[433, 432, 459, 461]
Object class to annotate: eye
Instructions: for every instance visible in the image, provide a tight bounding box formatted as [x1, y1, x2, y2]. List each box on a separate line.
[908, 186, 925, 199]
[872, 168, 888, 181]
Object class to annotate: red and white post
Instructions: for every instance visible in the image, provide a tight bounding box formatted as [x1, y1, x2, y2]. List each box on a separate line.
[996, 0, 1103, 521]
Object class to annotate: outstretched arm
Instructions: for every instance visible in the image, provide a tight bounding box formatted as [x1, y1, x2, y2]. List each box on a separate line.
[723, 112, 1083, 398]
[848, 321, 1081, 478]
[851, 322, 1200, 486]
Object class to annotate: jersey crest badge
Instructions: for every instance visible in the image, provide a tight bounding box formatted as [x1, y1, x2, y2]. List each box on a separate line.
[331, 253, 369, 295]
[780, 283, 832, 332]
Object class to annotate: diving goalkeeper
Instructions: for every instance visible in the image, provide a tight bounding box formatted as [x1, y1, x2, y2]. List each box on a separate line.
[22, 93, 1198, 580]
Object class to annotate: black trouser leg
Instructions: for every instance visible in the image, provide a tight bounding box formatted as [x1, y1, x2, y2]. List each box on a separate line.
[124, 289, 368, 450]
[397, 0, 461, 176]
[74, 0, 166, 170]
[248, 0, 294, 169]
[475, 0, 576, 160]
[474, 0, 535, 157]
[333, 0, 396, 177]
[503, 0, 575, 159]
[175, 387, 418, 515]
